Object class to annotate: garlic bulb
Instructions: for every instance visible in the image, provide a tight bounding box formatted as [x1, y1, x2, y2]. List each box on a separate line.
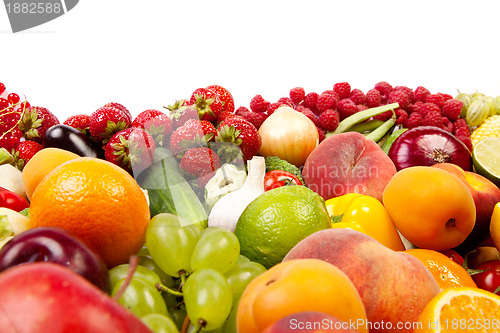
[208, 156, 266, 232]
[204, 163, 247, 211]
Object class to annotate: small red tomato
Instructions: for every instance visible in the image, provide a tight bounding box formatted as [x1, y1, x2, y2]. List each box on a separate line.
[0, 186, 29, 212]
[439, 249, 464, 266]
[471, 260, 500, 295]
[264, 170, 303, 191]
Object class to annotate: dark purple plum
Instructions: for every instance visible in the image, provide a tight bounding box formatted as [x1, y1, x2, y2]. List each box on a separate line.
[44, 124, 105, 158]
[0, 227, 111, 293]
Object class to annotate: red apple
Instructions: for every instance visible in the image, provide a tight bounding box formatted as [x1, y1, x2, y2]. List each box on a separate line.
[0, 262, 151, 333]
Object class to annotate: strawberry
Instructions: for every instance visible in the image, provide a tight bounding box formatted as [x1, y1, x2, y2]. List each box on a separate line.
[132, 109, 173, 147]
[11, 140, 43, 170]
[165, 101, 199, 129]
[215, 116, 261, 162]
[104, 127, 156, 175]
[189, 88, 224, 122]
[89, 106, 131, 144]
[103, 102, 132, 123]
[63, 114, 91, 136]
[169, 119, 216, 157]
[207, 85, 235, 114]
[179, 147, 221, 182]
[18, 106, 60, 143]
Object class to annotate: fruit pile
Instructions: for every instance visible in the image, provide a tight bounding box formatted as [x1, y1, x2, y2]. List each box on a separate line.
[1, 80, 500, 333]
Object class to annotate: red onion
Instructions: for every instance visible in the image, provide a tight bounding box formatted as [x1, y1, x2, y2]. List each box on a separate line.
[388, 126, 472, 171]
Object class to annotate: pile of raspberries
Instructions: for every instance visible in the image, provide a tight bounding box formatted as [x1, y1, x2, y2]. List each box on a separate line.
[235, 81, 471, 150]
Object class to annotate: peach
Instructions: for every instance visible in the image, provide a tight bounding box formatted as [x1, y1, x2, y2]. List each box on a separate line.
[431, 163, 500, 254]
[262, 311, 360, 333]
[283, 229, 441, 333]
[302, 132, 396, 202]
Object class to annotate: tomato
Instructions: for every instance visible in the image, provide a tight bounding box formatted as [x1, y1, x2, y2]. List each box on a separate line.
[263, 170, 302, 191]
[0, 186, 29, 212]
[439, 249, 464, 266]
[471, 260, 500, 295]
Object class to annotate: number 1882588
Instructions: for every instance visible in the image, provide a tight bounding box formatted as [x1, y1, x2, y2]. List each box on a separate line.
[6, 2, 62, 14]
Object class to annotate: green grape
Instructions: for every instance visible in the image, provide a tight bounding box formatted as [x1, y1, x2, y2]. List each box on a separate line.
[224, 261, 266, 304]
[142, 313, 179, 333]
[146, 213, 202, 277]
[183, 268, 233, 331]
[109, 264, 162, 288]
[170, 305, 187, 332]
[139, 255, 175, 287]
[236, 254, 250, 264]
[191, 227, 240, 274]
[455, 92, 472, 118]
[111, 277, 168, 318]
[222, 306, 237, 333]
[187, 323, 225, 333]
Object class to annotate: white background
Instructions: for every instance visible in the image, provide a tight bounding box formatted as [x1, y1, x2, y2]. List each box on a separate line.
[1, 0, 500, 122]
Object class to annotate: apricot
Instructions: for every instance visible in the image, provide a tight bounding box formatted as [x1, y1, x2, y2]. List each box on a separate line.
[382, 166, 476, 250]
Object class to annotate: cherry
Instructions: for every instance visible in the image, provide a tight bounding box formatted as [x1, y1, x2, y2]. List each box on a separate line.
[0, 98, 9, 111]
[7, 93, 20, 105]
[0, 82, 5, 95]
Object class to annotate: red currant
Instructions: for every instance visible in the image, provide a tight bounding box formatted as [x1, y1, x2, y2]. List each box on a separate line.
[0, 128, 23, 151]
[0, 98, 9, 111]
[0, 83, 5, 95]
[8, 93, 20, 105]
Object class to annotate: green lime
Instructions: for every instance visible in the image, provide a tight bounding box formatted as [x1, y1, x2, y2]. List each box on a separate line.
[472, 137, 500, 186]
[234, 185, 331, 269]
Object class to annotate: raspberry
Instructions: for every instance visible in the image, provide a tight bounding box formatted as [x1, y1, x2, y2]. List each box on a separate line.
[418, 102, 441, 115]
[441, 99, 463, 122]
[453, 118, 470, 135]
[289, 87, 306, 105]
[454, 127, 470, 138]
[405, 112, 424, 129]
[422, 111, 443, 128]
[235, 106, 250, 116]
[350, 89, 366, 105]
[333, 82, 351, 99]
[441, 93, 453, 101]
[318, 109, 340, 132]
[406, 101, 423, 114]
[426, 93, 446, 109]
[242, 112, 268, 129]
[316, 90, 339, 114]
[277, 97, 294, 107]
[395, 109, 408, 125]
[373, 110, 393, 122]
[317, 126, 326, 143]
[337, 99, 358, 120]
[303, 92, 319, 113]
[366, 89, 382, 107]
[266, 102, 282, 116]
[374, 81, 393, 103]
[414, 86, 431, 103]
[357, 104, 368, 112]
[456, 134, 472, 151]
[249, 95, 270, 113]
[299, 107, 320, 127]
[441, 116, 454, 133]
[394, 86, 415, 104]
[388, 89, 410, 109]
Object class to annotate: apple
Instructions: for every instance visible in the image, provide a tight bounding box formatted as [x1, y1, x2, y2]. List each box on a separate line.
[302, 132, 396, 202]
[0, 262, 152, 333]
[263, 311, 360, 333]
[283, 229, 440, 333]
[430, 163, 500, 254]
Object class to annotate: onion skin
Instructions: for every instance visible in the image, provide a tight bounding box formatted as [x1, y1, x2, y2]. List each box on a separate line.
[388, 126, 472, 171]
[258, 106, 318, 167]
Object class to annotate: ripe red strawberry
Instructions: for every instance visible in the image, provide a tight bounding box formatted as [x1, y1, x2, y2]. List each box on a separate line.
[18, 106, 60, 143]
[103, 102, 132, 123]
[132, 109, 173, 147]
[63, 114, 91, 135]
[179, 147, 221, 181]
[169, 120, 216, 157]
[165, 101, 199, 129]
[12, 140, 43, 170]
[207, 85, 235, 114]
[215, 116, 261, 162]
[189, 87, 224, 122]
[104, 127, 156, 175]
[89, 106, 131, 144]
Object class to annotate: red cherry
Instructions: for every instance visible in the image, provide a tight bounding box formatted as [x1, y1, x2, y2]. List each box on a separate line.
[7, 93, 20, 105]
[0, 98, 9, 111]
[0, 83, 5, 95]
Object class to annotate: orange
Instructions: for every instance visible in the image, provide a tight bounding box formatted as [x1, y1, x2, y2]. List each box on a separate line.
[237, 258, 368, 333]
[404, 249, 477, 291]
[22, 147, 80, 200]
[415, 287, 500, 333]
[29, 157, 150, 268]
[382, 166, 476, 250]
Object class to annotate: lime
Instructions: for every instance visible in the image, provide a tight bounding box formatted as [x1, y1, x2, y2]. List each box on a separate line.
[472, 137, 500, 186]
[234, 185, 331, 269]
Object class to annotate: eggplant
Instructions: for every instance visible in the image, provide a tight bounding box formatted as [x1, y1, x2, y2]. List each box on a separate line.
[44, 124, 105, 159]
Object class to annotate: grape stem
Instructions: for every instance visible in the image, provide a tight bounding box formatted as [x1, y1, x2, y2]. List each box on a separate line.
[180, 314, 190, 333]
[112, 255, 140, 301]
[155, 283, 184, 297]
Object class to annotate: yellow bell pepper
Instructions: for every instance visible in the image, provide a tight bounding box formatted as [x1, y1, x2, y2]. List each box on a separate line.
[325, 193, 406, 251]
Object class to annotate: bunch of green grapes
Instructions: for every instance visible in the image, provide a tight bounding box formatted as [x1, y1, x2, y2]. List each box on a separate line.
[110, 213, 266, 333]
